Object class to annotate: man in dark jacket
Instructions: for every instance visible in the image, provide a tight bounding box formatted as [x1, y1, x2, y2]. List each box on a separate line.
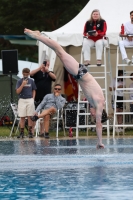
[30, 59, 56, 106]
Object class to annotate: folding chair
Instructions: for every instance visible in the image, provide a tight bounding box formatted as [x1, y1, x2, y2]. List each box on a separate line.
[10, 103, 20, 137]
[35, 108, 65, 138]
[35, 114, 43, 137]
[52, 108, 66, 138]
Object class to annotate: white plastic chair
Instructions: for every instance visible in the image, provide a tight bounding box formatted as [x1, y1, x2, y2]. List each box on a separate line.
[53, 108, 66, 138]
[35, 108, 66, 138]
[10, 103, 20, 137]
[35, 113, 43, 137]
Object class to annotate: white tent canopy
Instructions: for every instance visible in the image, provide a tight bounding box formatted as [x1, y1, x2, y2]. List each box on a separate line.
[41, 0, 132, 47]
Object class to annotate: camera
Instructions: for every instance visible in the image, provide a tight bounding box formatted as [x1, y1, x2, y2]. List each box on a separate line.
[43, 61, 47, 66]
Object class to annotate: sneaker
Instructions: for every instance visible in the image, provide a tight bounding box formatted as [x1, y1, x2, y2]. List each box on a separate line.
[17, 132, 24, 138]
[44, 132, 49, 139]
[38, 133, 44, 137]
[29, 132, 33, 138]
[30, 115, 39, 121]
[125, 59, 131, 65]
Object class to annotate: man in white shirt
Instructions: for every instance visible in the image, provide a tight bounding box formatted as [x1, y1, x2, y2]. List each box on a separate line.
[119, 11, 133, 65]
[109, 70, 126, 133]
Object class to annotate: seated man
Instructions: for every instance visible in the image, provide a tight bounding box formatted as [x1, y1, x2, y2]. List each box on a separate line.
[119, 11, 133, 65]
[30, 84, 66, 138]
[24, 28, 108, 149]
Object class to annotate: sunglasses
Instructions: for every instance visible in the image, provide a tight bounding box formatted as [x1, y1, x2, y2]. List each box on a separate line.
[54, 88, 61, 91]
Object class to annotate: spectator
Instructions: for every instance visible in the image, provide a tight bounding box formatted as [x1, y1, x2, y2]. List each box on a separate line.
[16, 68, 37, 138]
[30, 84, 66, 139]
[119, 11, 133, 65]
[82, 9, 107, 66]
[109, 70, 126, 133]
[129, 73, 133, 119]
[30, 59, 56, 106]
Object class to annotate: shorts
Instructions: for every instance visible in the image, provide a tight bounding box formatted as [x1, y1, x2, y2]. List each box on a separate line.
[116, 96, 123, 109]
[73, 64, 88, 80]
[18, 98, 35, 117]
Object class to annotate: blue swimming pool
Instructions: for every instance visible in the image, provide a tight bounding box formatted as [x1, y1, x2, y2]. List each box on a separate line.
[0, 138, 133, 199]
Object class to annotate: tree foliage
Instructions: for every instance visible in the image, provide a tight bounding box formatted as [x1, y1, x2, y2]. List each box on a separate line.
[0, 0, 89, 61]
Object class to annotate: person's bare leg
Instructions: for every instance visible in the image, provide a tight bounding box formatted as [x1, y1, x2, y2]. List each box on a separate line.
[20, 117, 25, 128]
[90, 107, 96, 119]
[118, 108, 123, 125]
[38, 107, 56, 118]
[44, 115, 50, 133]
[31, 121, 36, 135]
[27, 116, 33, 127]
[40, 119, 44, 134]
[24, 29, 79, 76]
[116, 108, 119, 126]
[119, 114, 123, 125]
[18, 117, 25, 138]
[27, 116, 34, 137]
[95, 103, 104, 149]
[117, 108, 123, 128]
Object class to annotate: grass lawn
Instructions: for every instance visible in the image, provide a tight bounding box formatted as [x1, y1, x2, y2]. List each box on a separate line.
[0, 125, 133, 138]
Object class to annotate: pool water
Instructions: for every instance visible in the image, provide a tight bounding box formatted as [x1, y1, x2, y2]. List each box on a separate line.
[0, 138, 133, 199]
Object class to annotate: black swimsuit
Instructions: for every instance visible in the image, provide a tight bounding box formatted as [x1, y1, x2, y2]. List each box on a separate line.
[73, 64, 88, 80]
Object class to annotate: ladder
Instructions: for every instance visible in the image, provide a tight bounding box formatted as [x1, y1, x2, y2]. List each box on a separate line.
[113, 43, 133, 137]
[76, 37, 112, 138]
